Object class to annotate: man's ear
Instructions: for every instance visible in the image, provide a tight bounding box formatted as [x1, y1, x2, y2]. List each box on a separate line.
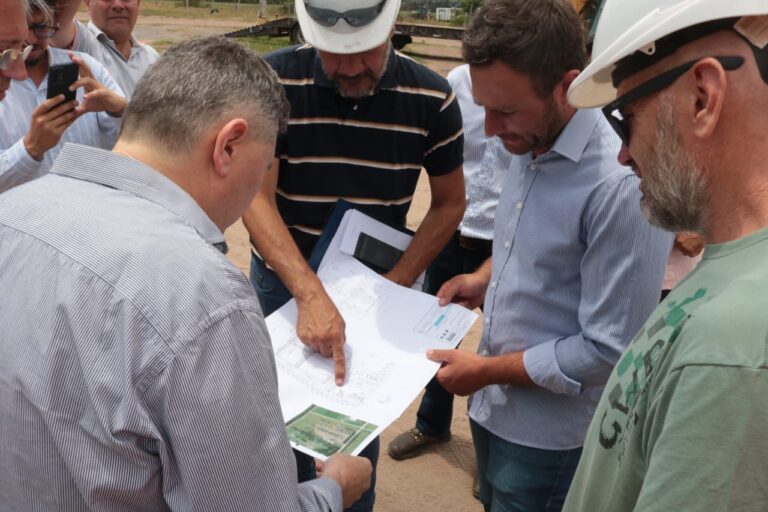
[690, 58, 727, 140]
[212, 118, 249, 178]
[557, 69, 581, 105]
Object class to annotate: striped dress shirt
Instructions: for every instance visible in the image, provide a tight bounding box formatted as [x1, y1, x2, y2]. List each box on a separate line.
[469, 109, 674, 449]
[0, 48, 124, 193]
[447, 64, 513, 242]
[72, 20, 159, 99]
[0, 144, 343, 511]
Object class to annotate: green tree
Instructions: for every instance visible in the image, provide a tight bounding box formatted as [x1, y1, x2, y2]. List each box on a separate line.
[461, 0, 482, 14]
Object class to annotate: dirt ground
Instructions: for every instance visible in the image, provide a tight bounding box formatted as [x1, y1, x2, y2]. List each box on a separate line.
[131, 14, 481, 511]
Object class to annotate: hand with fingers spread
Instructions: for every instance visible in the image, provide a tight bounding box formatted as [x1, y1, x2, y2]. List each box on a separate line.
[295, 287, 347, 386]
[23, 95, 79, 161]
[68, 52, 127, 117]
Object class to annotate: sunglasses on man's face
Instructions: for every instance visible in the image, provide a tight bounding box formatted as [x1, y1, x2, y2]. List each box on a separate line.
[0, 45, 33, 72]
[304, 0, 386, 28]
[602, 56, 744, 146]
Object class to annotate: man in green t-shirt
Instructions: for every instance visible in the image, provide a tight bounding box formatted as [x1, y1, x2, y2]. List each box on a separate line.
[565, 1, 768, 511]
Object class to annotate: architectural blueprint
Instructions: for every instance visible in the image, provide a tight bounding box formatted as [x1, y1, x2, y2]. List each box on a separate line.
[267, 211, 479, 460]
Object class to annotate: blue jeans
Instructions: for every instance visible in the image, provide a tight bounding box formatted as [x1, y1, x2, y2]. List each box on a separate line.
[250, 254, 378, 512]
[470, 420, 582, 512]
[415, 235, 491, 437]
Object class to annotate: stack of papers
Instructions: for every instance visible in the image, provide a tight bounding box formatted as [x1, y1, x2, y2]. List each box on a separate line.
[266, 210, 478, 460]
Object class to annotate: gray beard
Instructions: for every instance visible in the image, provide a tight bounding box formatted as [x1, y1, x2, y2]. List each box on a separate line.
[640, 99, 710, 233]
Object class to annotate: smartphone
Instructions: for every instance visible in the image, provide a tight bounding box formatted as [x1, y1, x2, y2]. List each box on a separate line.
[353, 232, 404, 275]
[46, 63, 79, 102]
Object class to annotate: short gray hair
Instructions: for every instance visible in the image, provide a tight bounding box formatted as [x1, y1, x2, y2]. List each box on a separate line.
[121, 37, 289, 151]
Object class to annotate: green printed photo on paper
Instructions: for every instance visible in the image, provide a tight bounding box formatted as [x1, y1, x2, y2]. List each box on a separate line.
[286, 405, 377, 457]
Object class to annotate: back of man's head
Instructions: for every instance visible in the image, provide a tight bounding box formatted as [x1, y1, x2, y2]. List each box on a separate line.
[462, 0, 586, 97]
[120, 36, 289, 153]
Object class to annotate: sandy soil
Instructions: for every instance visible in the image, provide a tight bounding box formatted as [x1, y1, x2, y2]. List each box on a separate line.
[134, 14, 480, 511]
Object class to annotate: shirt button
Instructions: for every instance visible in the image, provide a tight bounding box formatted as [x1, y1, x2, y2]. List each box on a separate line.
[490, 281, 497, 288]
[481, 349, 490, 356]
[484, 318, 490, 325]
[516, 201, 523, 209]
[529, 163, 538, 171]
[504, 240, 511, 249]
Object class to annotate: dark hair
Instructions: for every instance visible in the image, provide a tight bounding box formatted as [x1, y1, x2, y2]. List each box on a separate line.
[121, 36, 289, 152]
[462, 0, 587, 96]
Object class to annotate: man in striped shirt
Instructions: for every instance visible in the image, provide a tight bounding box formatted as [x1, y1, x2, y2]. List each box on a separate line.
[0, 0, 126, 192]
[425, 1, 672, 510]
[0, 36, 371, 511]
[242, 1, 466, 510]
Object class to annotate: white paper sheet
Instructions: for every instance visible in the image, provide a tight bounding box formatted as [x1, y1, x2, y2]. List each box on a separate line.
[318, 209, 425, 290]
[267, 253, 478, 460]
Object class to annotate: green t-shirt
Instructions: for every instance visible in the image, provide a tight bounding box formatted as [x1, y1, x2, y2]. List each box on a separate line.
[564, 228, 768, 512]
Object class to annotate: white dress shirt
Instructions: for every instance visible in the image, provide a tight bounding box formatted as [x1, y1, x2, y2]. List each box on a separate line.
[72, 19, 158, 98]
[0, 47, 124, 193]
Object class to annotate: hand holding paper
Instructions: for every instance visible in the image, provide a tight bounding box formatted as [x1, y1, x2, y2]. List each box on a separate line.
[427, 348, 490, 396]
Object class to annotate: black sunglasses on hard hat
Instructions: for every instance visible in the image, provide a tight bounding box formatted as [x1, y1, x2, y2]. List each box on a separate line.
[304, 0, 387, 28]
[602, 55, 744, 146]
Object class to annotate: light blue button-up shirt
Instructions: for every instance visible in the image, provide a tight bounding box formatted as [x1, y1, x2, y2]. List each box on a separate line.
[468, 109, 673, 449]
[0, 144, 342, 511]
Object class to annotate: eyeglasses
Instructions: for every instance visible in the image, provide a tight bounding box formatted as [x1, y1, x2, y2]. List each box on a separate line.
[0, 45, 33, 71]
[602, 56, 744, 146]
[29, 23, 60, 39]
[304, 0, 386, 28]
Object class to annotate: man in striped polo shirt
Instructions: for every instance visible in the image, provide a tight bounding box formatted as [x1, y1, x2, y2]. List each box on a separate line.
[242, 1, 466, 510]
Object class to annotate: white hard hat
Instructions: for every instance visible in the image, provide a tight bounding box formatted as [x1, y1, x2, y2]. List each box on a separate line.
[569, 0, 768, 108]
[296, 0, 401, 55]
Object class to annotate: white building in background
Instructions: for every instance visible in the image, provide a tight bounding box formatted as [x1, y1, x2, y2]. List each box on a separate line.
[435, 7, 460, 21]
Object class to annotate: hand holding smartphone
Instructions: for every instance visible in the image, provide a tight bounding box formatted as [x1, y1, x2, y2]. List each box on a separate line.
[46, 62, 79, 102]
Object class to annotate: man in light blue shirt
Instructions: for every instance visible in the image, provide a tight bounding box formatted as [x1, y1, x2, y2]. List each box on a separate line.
[427, 1, 673, 510]
[0, 2, 126, 193]
[0, 36, 371, 511]
[389, 63, 514, 460]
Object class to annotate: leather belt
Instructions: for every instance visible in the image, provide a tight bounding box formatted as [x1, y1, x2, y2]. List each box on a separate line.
[457, 232, 493, 253]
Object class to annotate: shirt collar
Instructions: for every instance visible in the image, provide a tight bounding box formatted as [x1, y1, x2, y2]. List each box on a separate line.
[312, 45, 398, 91]
[51, 144, 228, 253]
[544, 108, 601, 163]
[87, 20, 139, 51]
